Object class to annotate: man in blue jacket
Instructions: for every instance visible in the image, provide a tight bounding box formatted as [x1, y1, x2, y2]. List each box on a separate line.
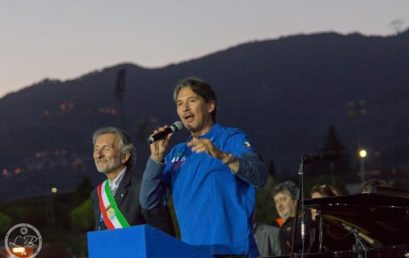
[140, 77, 267, 258]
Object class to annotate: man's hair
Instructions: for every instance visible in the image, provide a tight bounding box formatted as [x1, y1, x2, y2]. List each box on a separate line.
[173, 77, 217, 121]
[92, 127, 136, 169]
[271, 181, 298, 200]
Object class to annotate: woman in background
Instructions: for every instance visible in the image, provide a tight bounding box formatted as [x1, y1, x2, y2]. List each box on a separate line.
[310, 184, 342, 221]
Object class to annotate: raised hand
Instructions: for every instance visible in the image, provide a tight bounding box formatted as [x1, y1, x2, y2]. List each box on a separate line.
[149, 126, 173, 163]
[188, 137, 239, 172]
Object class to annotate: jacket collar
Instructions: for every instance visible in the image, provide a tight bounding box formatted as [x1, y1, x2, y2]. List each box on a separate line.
[186, 123, 220, 142]
[114, 168, 132, 207]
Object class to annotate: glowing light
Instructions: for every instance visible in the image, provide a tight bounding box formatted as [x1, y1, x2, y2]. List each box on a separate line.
[14, 168, 23, 174]
[359, 149, 367, 158]
[12, 247, 26, 255]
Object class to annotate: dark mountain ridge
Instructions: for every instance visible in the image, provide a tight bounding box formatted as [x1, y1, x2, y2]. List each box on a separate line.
[0, 30, 408, 200]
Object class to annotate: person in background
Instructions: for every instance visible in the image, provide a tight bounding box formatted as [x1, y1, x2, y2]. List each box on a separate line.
[90, 126, 174, 235]
[253, 215, 282, 257]
[361, 178, 388, 193]
[272, 181, 315, 255]
[310, 184, 342, 221]
[140, 77, 267, 258]
[308, 184, 355, 252]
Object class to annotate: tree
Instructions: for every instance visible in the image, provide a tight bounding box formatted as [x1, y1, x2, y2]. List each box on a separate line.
[267, 159, 276, 178]
[70, 177, 94, 208]
[0, 211, 12, 233]
[306, 126, 351, 181]
[70, 199, 94, 231]
[69, 177, 94, 231]
[255, 176, 279, 224]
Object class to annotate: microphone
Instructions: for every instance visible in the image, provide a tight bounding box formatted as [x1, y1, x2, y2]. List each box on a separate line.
[147, 121, 183, 144]
[303, 151, 337, 164]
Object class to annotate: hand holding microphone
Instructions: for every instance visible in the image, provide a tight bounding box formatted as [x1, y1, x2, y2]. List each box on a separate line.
[148, 121, 183, 162]
[147, 121, 183, 144]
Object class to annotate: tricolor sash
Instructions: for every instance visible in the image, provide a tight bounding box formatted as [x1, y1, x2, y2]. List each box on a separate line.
[97, 180, 130, 229]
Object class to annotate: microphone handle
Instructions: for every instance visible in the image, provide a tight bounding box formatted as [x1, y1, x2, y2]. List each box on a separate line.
[147, 126, 175, 143]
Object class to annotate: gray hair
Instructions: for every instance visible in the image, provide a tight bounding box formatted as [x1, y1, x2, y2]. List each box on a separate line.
[92, 127, 136, 169]
[271, 181, 299, 200]
[173, 77, 217, 121]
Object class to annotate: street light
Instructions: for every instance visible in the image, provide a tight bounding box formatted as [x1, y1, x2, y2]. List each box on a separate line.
[358, 148, 367, 183]
[347, 100, 367, 183]
[48, 187, 58, 230]
[359, 149, 367, 159]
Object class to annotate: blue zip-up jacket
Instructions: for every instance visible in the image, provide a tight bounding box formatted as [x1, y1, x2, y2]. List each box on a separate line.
[140, 124, 267, 256]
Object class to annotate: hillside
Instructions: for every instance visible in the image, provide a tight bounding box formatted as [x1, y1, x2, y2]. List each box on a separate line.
[0, 29, 408, 200]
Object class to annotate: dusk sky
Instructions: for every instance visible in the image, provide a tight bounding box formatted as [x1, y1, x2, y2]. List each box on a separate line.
[1, 0, 408, 98]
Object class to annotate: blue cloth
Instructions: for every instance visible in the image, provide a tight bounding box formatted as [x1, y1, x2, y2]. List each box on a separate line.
[140, 124, 267, 256]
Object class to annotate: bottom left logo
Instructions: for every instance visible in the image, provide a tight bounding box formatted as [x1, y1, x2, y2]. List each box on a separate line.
[4, 223, 42, 258]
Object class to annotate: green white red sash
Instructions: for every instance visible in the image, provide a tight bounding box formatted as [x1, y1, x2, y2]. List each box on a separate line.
[97, 180, 130, 229]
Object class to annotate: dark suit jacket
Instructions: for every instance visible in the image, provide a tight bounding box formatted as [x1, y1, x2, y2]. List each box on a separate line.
[90, 168, 175, 236]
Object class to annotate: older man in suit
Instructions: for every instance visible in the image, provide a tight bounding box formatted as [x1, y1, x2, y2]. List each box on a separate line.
[90, 126, 174, 234]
